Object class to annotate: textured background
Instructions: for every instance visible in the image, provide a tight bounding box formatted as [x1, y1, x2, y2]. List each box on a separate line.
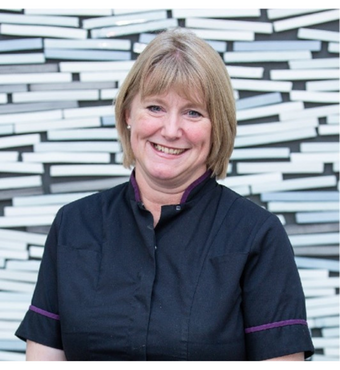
[0, 8, 339, 361]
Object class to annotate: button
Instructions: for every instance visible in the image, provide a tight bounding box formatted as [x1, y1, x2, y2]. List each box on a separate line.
[155, 245, 157, 250]
[175, 205, 181, 211]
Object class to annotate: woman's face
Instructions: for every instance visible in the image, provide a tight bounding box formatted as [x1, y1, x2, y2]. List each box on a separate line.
[125, 89, 212, 188]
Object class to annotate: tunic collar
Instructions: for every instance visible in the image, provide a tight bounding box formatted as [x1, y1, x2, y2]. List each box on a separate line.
[129, 169, 214, 205]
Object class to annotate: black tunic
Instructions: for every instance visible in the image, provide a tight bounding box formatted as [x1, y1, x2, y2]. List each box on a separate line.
[16, 171, 314, 360]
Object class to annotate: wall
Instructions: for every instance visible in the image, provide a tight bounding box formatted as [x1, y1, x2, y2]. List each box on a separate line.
[0, 8, 339, 361]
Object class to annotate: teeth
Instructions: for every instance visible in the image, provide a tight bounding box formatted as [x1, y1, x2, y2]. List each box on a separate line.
[154, 144, 185, 155]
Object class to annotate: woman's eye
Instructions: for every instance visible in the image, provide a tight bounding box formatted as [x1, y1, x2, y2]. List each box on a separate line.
[147, 105, 162, 113]
[187, 110, 202, 118]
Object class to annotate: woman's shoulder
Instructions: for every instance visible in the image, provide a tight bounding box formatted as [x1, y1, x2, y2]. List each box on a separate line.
[61, 181, 129, 215]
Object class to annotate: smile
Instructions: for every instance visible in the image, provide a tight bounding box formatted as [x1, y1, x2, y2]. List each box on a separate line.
[152, 143, 187, 155]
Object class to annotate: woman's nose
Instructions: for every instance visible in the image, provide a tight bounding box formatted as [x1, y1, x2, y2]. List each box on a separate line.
[161, 113, 182, 140]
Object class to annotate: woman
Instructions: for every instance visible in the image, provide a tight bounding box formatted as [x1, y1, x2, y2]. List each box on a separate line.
[16, 28, 314, 361]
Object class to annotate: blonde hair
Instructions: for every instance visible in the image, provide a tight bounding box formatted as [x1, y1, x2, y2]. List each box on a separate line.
[115, 28, 236, 179]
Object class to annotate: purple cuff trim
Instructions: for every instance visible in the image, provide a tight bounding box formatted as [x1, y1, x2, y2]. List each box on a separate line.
[130, 170, 142, 202]
[245, 319, 307, 334]
[29, 305, 60, 321]
[180, 170, 212, 203]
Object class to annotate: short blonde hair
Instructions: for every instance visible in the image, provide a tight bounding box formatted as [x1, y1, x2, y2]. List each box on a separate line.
[115, 28, 236, 179]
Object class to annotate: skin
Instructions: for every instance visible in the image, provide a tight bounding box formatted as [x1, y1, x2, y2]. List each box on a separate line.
[126, 90, 212, 226]
[26, 91, 305, 362]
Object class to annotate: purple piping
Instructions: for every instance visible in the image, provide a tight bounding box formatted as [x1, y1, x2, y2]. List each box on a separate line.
[131, 171, 142, 202]
[29, 305, 60, 321]
[245, 319, 307, 334]
[180, 170, 212, 203]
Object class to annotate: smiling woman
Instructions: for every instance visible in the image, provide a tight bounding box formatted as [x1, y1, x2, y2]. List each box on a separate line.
[15, 28, 314, 361]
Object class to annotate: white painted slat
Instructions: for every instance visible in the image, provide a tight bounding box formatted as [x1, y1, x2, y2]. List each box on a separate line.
[50, 164, 132, 177]
[0, 23, 87, 39]
[4, 204, 61, 217]
[190, 28, 254, 41]
[0, 134, 40, 149]
[12, 90, 100, 103]
[0, 162, 44, 174]
[0, 270, 37, 283]
[226, 66, 264, 78]
[29, 246, 44, 259]
[279, 104, 339, 121]
[267, 9, 324, 20]
[0, 215, 55, 227]
[251, 175, 337, 194]
[290, 233, 339, 246]
[6, 260, 41, 271]
[306, 80, 339, 91]
[0, 72, 72, 85]
[291, 152, 339, 163]
[63, 105, 114, 119]
[273, 10, 340, 32]
[80, 71, 129, 82]
[59, 60, 135, 72]
[15, 117, 101, 134]
[0, 229, 46, 246]
[185, 18, 272, 34]
[313, 317, 340, 328]
[0, 110, 62, 125]
[322, 328, 339, 338]
[91, 19, 178, 38]
[289, 58, 339, 69]
[83, 10, 168, 29]
[33, 141, 121, 153]
[319, 125, 340, 136]
[237, 102, 304, 121]
[224, 50, 311, 63]
[290, 90, 339, 103]
[0, 351, 25, 361]
[0, 13, 79, 27]
[300, 143, 339, 153]
[299, 269, 329, 279]
[311, 337, 339, 348]
[327, 115, 339, 124]
[0, 250, 28, 261]
[47, 128, 118, 141]
[172, 9, 261, 18]
[218, 172, 282, 188]
[306, 296, 339, 308]
[298, 27, 340, 43]
[231, 78, 292, 92]
[44, 38, 131, 50]
[231, 148, 290, 160]
[12, 192, 94, 207]
[296, 212, 339, 224]
[22, 152, 111, 164]
[237, 162, 323, 174]
[0, 53, 45, 65]
[0, 175, 42, 190]
[328, 42, 339, 53]
[0, 125, 13, 135]
[303, 288, 336, 297]
[235, 128, 317, 148]
[268, 202, 339, 212]
[25, 9, 112, 16]
[271, 69, 339, 80]
[0, 239, 26, 251]
[100, 88, 120, 100]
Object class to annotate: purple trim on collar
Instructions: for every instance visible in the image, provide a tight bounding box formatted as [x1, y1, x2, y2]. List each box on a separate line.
[245, 319, 307, 334]
[180, 170, 212, 204]
[29, 305, 60, 321]
[130, 170, 142, 202]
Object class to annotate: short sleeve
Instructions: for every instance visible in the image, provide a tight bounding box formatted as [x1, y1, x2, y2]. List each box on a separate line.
[242, 214, 314, 361]
[15, 208, 64, 350]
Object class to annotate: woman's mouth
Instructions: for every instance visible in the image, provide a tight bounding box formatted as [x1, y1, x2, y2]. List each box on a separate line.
[152, 143, 187, 155]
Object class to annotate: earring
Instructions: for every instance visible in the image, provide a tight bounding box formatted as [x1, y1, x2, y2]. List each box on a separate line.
[127, 125, 131, 130]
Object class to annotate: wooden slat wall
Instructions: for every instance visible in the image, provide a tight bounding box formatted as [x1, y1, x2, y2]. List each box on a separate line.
[0, 8, 339, 361]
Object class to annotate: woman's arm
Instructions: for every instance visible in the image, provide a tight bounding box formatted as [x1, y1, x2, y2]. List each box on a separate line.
[266, 352, 304, 361]
[26, 340, 66, 361]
